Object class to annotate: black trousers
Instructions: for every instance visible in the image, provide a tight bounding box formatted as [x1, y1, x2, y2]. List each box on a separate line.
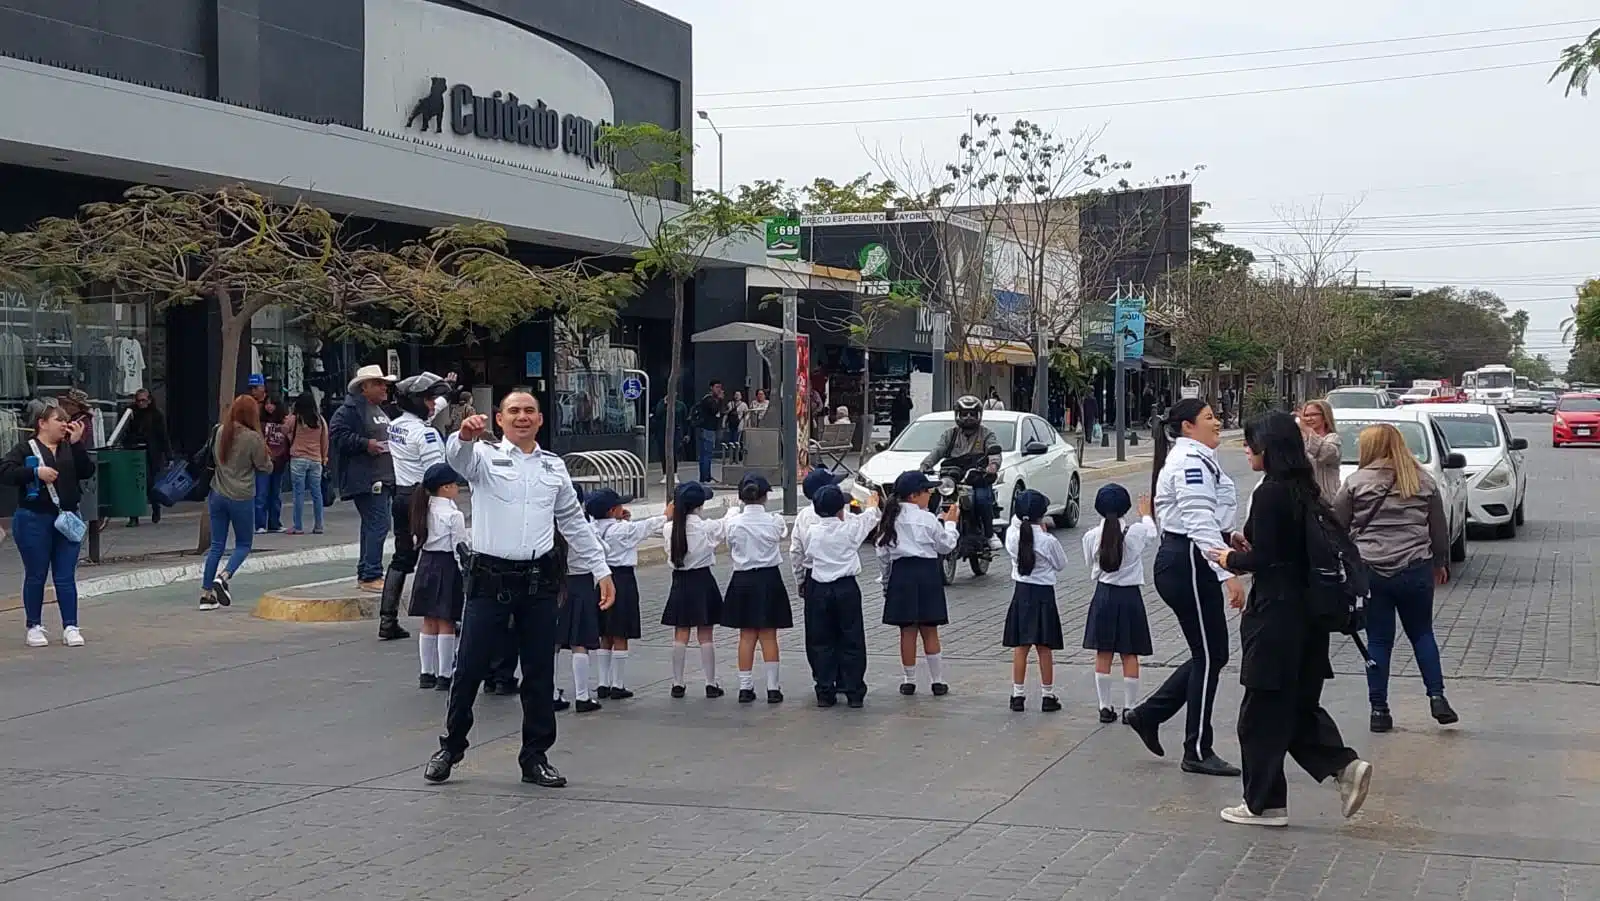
[1139, 535, 1230, 761]
[804, 576, 867, 699]
[443, 554, 560, 773]
[487, 622, 519, 687]
[1238, 629, 1358, 813]
[387, 485, 418, 575]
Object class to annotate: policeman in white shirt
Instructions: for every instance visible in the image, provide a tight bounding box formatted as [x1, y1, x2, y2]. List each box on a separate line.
[424, 389, 614, 789]
[1123, 398, 1246, 779]
[803, 485, 880, 708]
[378, 372, 452, 641]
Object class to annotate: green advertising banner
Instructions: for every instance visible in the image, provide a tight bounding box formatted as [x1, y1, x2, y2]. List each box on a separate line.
[765, 217, 800, 261]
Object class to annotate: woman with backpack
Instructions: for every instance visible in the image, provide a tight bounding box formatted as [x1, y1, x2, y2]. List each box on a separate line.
[1331, 423, 1456, 734]
[1208, 412, 1371, 828]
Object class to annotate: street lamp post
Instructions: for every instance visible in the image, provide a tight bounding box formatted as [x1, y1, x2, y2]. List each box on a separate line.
[696, 110, 724, 195]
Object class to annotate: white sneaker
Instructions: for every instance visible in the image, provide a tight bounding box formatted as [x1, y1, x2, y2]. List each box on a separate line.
[25, 625, 48, 648]
[1336, 759, 1372, 818]
[62, 626, 84, 647]
[1219, 803, 1288, 827]
[988, 535, 1003, 551]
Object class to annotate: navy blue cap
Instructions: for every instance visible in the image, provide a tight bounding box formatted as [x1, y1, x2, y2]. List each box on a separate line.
[812, 484, 847, 518]
[802, 466, 846, 499]
[1013, 488, 1050, 522]
[421, 462, 461, 491]
[584, 487, 632, 520]
[738, 472, 771, 496]
[892, 470, 939, 498]
[1094, 483, 1132, 518]
[675, 481, 712, 510]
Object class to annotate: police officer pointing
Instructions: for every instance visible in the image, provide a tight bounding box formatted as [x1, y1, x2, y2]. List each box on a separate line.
[1123, 397, 1247, 778]
[424, 390, 615, 788]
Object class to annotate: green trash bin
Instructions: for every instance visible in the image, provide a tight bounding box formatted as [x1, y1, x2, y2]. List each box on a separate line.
[95, 448, 149, 519]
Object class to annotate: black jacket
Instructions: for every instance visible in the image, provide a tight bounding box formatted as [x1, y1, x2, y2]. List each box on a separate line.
[121, 406, 172, 466]
[329, 393, 394, 499]
[889, 394, 913, 424]
[0, 438, 97, 515]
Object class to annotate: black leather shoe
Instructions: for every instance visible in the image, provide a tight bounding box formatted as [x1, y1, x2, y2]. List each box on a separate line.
[738, 688, 757, 703]
[1009, 696, 1025, 712]
[846, 695, 864, 709]
[1042, 696, 1062, 713]
[705, 685, 725, 699]
[1098, 707, 1117, 724]
[419, 673, 437, 690]
[671, 685, 686, 699]
[767, 689, 783, 704]
[609, 687, 634, 700]
[1370, 706, 1393, 733]
[433, 676, 452, 692]
[816, 691, 838, 708]
[574, 699, 602, 713]
[521, 760, 567, 788]
[899, 682, 916, 696]
[931, 682, 950, 696]
[378, 620, 410, 641]
[596, 686, 611, 700]
[1181, 754, 1242, 777]
[1430, 694, 1459, 725]
[423, 747, 462, 784]
[553, 692, 570, 712]
[1123, 708, 1165, 758]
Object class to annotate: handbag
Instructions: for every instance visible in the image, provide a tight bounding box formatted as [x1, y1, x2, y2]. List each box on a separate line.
[321, 465, 335, 508]
[30, 440, 87, 543]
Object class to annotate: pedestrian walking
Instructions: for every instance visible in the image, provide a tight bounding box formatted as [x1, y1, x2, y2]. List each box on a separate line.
[720, 474, 791, 704]
[693, 380, 724, 483]
[199, 395, 273, 611]
[408, 462, 466, 692]
[1122, 398, 1245, 778]
[555, 487, 606, 714]
[889, 386, 913, 440]
[587, 488, 665, 701]
[1002, 489, 1066, 712]
[422, 391, 614, 788]
[877, 470, 960, 696]
[1299, 400, 1342, 501]
[1331, 423, 1457, 733]
[1080, 393, 1100, 439]
[661, 481, 728, 698]
[330, 365, 397, 595]
[1208, 412, 1373, 828]
[983, 387, 1006, 411]
[1081, 484, 1156, 723]
[801, 485, 878, 708]
[256, 395, 289, 534]
[120, 388, 170, 527]
[377, 372, 452, 643]
[1, 405, 94, 647]
[282, 393, 329, 535]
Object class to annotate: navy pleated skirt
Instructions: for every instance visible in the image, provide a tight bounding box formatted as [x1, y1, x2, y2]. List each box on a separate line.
[597, 565, 642, 639]
[558, 573, 602, 649]
[720, 566, 793, 629]
[882, 555, 949, 627]
[662, 566, 723, 628]
[1082, 582, 1154, 656]
[1003, 581, 1065, 649]
[406, 550, 463, 621]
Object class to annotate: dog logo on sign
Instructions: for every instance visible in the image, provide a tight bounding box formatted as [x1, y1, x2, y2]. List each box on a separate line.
[405, 77, 448, 133]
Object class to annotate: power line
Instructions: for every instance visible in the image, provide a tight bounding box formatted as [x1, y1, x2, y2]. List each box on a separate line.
[1218, 204, 1600, 226]
[1244, 233, 1600, 257]
[701, 19, 1594, 97]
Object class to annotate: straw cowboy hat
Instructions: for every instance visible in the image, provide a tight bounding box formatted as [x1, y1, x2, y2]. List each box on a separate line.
[347, 364, 397, 394]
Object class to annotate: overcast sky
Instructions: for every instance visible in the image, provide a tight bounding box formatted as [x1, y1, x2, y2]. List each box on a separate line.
[651, 0, 1600, 370]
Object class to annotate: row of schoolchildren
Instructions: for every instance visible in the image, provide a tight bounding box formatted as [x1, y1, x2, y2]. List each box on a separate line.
[402, 459, 1162, 718]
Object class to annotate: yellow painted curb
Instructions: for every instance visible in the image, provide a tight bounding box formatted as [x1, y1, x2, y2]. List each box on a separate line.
[253, 585, 377, 622]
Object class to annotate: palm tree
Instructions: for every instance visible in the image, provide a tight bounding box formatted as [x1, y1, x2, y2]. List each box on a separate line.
[1551, 27, 1600, 97]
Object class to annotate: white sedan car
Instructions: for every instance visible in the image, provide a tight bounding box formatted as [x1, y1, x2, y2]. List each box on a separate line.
[1414, 403, 1528, 538]
[1333, 407, 1470, 562]
[845, 410, 1081, 530]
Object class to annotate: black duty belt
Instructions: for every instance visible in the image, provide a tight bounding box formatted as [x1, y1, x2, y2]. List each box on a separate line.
[466, 551, 558, 602]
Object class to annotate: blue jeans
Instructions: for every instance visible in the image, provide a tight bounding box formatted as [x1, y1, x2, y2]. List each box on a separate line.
[288, 458, 324, 532]
[1365, 561, 1446, 707]
[254, 469, 284, 531]
[698, 428, 716, 482]
[352, 489, 391, 582]
[203, 493, 255, 591]
[13, 507, 80, 628]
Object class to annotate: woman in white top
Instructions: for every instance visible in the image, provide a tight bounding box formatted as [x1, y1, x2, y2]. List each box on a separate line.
[720, 474, 792, 703]
[802, 485, 880, 708]
[1002, 489, 1068, 712]
[406, 463, 468, 692]
[1081, 483, 1157, 723]
[586, 488, 665, 701]
[876, 470, 961, 696]
[661, 481, 730, 698]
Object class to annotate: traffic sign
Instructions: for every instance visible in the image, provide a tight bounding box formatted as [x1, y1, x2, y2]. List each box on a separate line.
[621, 377, 644, 401]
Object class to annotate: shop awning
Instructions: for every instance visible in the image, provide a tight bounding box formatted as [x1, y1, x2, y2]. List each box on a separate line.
[691, 322, 784, 344]
[945, 338, 1037, 366]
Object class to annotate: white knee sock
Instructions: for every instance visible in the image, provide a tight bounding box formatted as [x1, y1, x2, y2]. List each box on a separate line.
[671, 642, 688, 686]
[1012, 682, 1026, 698]
[612, 650, 629, 689]
[594, 649, 613, 688]
[902, 665, 917, 684]
[419, 634, 438, 676]
[572, 652, 591, 701]
[765, 660, 781, 692]
[700, 642, 718, 686]
[1042, 681, 1056, 698]
[926, 652, 946, 684]
[1094, 672, 1115, 709]
[1123, 676, 1140, 710]
[436, 634, 457, 678]
[738, 670, 755, 691]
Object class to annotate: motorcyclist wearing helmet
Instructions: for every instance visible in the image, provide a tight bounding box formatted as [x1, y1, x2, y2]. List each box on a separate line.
[920, 394, 1003, 549]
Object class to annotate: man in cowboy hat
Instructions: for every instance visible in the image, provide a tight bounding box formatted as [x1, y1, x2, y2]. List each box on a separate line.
[329, 364, 402, 621]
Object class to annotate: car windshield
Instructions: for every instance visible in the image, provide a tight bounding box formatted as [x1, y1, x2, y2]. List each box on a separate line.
[1557, 397, 1600, 413]
[1478, 372, 1515, 389]
[1430, 413, 1500, 449]
[1336, 420, 1431, 464]
[1326, 391, 1381, 409]
[888, 419, 1017, 453]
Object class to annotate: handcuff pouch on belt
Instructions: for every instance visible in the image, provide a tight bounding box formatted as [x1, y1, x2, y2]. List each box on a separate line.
[467, 553, 557, 604]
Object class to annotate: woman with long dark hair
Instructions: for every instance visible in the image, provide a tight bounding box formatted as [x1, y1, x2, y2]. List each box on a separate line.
[283, 392, 329, 535]
[1122, 398, 1245, 777]
[255, 394, 289, 534]
[1209, 412, 1371, 827]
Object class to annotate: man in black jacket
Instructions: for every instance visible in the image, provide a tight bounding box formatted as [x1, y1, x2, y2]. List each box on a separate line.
[693, 380, 723, 483]
[889, 387, 913, 440]
[329, 365, 401, 627]
[121, 389, 171, 526]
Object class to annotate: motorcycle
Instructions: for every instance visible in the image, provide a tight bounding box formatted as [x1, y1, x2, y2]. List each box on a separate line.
[930, 448, 1000, 585]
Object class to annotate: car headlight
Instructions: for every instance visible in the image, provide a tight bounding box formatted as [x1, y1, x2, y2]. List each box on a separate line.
[854, 475, 876, 491]
[1555, 415, 1566, 428]
[1477, 460, 1512, 490]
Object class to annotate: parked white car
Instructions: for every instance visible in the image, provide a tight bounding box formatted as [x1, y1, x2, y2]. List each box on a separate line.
[1332, 407, 1470, 562]
[1414, 403, 1528, 538]
[845, 410, 1081, 530]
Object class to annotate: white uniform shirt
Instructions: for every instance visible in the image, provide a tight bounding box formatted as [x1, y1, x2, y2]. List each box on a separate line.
[593, 516, 665, 568]
[420, 496, 468, 553]
[662, 514, 730, 571]
[1004, 520, 1069, 586]
[726, 504, 786, 571]
[444, 435, 609, 580]
[1153, 436, 1237, 581]
[807, 508, 881, 583]
[1081, 515, 1158, 586]
[388, 412, 445, 488]
[789, 505, 823, 582]
[880, 504, 959, 561]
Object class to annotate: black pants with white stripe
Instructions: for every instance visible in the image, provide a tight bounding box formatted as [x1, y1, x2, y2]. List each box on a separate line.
[1139, 535, 1230, 762]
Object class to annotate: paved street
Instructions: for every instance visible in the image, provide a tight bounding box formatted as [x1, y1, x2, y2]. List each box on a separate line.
[1, 414, 1596, 900]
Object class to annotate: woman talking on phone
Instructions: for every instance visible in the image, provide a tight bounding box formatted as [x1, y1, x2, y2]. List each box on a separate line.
[1122, 398, 1246, 777]
[0, 404, 95, 648]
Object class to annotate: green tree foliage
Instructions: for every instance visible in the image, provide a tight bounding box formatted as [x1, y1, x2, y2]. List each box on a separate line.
[1190, 201, 1256, 273]
[1551, 27, 1600, 97]
[1369, 287, 1516, 384]
[731, 174, 902, 218]
[1562, 278, 1600, 346]
[1566, 341, 1600, 384]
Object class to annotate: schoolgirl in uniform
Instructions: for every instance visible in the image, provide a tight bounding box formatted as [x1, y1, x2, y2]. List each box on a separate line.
[877, 470, 960, 696]
[1081, 483, 1157, 723]
[720, 474, 791, 703]
[555, 485, 605, 713]
[407, 463, 466, 691]
[662, 481, 729, 698]
[1002, 489, 1067, 712]
[802, 485, 880, 708]
[585, 488, 664, 701]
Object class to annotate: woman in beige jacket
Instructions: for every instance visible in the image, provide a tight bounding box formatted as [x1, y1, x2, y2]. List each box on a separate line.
[1299, 400, 1342, 501]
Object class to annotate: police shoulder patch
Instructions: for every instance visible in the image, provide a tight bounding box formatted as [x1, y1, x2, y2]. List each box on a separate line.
[1184, 468, 1205, 485]
[423, 431, 439, 444]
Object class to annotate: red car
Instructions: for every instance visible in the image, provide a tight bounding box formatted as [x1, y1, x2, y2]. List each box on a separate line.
[1552, 393, 1600, 446]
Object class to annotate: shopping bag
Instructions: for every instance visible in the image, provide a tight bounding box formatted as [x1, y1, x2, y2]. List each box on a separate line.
[152, 459, 197, 508]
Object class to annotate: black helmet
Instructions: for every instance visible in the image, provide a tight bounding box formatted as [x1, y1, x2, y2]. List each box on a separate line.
[953, 394, 982, 431]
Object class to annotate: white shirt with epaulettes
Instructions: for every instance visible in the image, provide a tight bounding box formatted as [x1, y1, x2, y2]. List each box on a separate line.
[662, 514, 730, 570]
[1153, 436, 1238, 580]
[1081, 515, 1158, 587]
[1004, 519, 1069, 586]
[593, 516, 666, 568]
[725, 504, 787, 571]
[806, 508, 882, 583]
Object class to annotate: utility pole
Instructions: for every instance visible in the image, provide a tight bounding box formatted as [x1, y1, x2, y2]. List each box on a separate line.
[931, 311, 950, 410]
[695, 110, 724, 194]
[780, 288, 799, 516]
[1114, 292, 1127, 463]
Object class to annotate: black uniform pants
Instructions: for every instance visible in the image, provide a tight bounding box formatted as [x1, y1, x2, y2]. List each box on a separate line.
[804, 576, 867, 699]
[1140, 536, 1230, 761]
[1238, 629, 1358, 813]
[443, 554, 560, 773]
[387, 485, 418, 575]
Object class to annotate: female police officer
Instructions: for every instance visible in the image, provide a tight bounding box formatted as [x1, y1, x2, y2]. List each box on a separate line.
[1122, 397, 1246, 777]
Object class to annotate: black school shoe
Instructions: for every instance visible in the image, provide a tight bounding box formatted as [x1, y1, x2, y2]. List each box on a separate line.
[899, 682, 916, 696]
[1180, 754, 1242, 778]
[706, 685, 725, 699]
[1370, 706, 1393, 733]
[433, 676, 452, 692]
[816, 691, 838, 708]
[1123, 707, 1165, 758]
[419, 673, 437, 690]
[608, 687, 634, 700]
[1098, 707, 1118, 724]
[1042, 696, 1062, 713]
[1009, 696, 1026, 712]
[739, 688, 758, 703]
[423, 746, 463, 784]
[931, 683, 950, 697]
[521, 760, 567, 788]
[671, 685, 686, 699]
[553, 691, 570, 712]
[574, 699, 602, 713]
[846, 695, 865, 709]
[1430, 694, 1459, 725]
[767, 690, 783, 704]
[596, 686, 612, 700]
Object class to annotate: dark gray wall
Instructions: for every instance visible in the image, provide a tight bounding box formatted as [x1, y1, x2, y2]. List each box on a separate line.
[215, 0, 364, 125]
[0, 0, 211, 94]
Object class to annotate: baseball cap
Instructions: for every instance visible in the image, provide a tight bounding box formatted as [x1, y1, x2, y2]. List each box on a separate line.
[584, 488, 633, 520]
[247, 374, 266, 387]
[892, 470, 939, 498]
[812, 485, 847, 517]
[1012, 488, 1050, 522]
[674, 481, 712, 511]
[802, 467, 845, 499]
[421, 462, 461, 491]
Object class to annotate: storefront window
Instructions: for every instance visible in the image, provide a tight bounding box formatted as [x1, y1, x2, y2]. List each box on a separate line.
[552, 318, 641, 440]
[250, 307, 316, 405]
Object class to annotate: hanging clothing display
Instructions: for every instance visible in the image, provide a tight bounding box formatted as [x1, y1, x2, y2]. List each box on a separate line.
[286, 345, 305, 396]
[0, 333, 25, 398]
[114, 336, 146, 395]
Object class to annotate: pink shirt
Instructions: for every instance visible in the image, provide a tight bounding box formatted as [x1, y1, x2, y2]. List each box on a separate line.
[282, 414, 329, 463]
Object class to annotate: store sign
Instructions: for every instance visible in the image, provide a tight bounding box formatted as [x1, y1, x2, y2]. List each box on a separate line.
[404, 77, 612, 169]
[765, 217, 800, 261]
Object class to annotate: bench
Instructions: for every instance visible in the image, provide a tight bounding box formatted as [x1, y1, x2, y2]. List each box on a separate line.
[808, 422, 855, 476]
